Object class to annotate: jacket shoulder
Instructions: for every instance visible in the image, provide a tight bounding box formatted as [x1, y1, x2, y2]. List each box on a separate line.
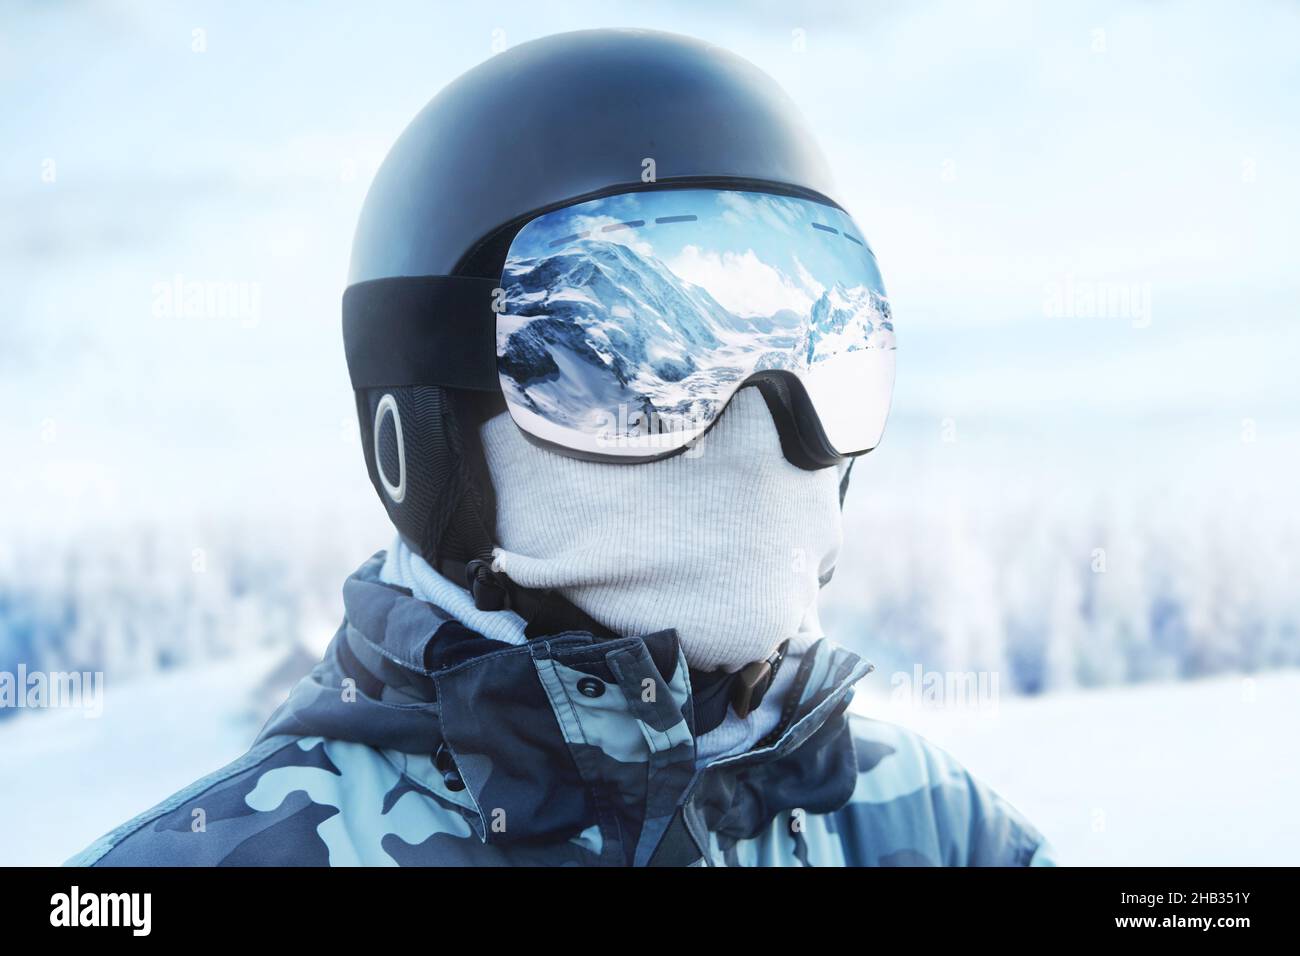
[832, 714, 1053, 866]
[67, 735, 305, 866]
[66, 735, 490, 866]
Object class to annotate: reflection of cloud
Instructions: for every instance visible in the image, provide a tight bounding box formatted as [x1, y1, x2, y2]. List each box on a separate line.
[794, 256, 825, 299]
[666, 244, 813, 317]
[716, 191, 800, 234]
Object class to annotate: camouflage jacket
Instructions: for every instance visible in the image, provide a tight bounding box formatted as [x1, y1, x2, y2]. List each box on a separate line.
[69, 554, 1053, 866]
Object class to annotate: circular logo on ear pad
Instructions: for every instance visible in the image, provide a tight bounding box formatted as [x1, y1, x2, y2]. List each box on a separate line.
[374, 393, 406, 504]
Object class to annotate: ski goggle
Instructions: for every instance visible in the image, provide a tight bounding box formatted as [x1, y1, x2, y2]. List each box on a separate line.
[495, 188, 895, 467]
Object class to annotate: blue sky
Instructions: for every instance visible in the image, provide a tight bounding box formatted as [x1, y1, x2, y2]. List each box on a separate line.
[3, 0, 1297, 528]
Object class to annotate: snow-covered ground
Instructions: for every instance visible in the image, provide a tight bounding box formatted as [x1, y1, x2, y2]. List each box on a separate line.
[2, 644, 1295, 866]
[852, 669, 1300, 866]
[0, 648, 287, 867]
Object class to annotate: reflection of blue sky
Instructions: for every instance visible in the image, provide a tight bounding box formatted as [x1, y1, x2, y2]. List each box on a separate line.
[510, 189, 885, 311]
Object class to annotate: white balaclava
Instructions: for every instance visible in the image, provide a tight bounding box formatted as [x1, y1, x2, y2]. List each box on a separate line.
[482, 387, 846, 672]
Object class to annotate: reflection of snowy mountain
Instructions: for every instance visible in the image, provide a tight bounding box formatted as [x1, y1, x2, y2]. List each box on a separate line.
[805, 283, 894, 363]
[498, 239, 892, 436]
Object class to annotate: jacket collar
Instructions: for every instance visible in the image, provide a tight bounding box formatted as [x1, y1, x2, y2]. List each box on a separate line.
[259, 553, 873, 862]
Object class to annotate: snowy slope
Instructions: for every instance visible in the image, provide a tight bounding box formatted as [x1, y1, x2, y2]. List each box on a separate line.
[0, 648, 287, 867]
[852, 669, 1300, 865]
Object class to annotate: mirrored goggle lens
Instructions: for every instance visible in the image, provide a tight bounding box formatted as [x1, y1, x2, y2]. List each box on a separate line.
[496, 188, 894, 460]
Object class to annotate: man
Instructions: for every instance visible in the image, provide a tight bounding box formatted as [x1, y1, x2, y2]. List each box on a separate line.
[70, 29, 1053, 867]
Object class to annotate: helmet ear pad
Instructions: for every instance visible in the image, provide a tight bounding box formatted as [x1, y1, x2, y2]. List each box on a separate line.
[356, 385, 500, 570]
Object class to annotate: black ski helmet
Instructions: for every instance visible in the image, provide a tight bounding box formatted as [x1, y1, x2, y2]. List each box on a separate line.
[343, 28, 849, 607]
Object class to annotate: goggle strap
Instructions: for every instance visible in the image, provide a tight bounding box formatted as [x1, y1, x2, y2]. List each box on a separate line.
[343, 275, 500, 391]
